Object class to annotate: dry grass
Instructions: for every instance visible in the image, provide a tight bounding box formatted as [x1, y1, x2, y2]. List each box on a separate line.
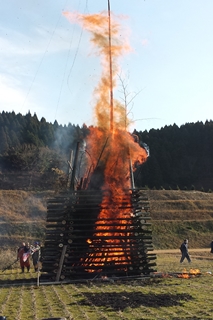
[0, 190, 53, 249]
[0, 190, 53, 222]
[1, 189, 213, 251]
[1, 190, 213, 318]
[148, 190, 213, 221]
[0, 251, 213, 319]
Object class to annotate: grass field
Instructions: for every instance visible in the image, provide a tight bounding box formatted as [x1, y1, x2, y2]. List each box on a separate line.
[0, 250, 213, 320]
[1, 189, 213, 319]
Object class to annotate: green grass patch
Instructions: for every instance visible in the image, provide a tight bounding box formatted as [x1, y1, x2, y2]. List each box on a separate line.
[0, 253, 213, 319]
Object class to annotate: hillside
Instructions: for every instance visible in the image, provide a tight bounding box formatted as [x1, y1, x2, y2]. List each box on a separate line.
[0, 189, 213, 250]
[147, 190, 213, 249]
[1, 111, 213, 191]
[0, 190, 53, 248]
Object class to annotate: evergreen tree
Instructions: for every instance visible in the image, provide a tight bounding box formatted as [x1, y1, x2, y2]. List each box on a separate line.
[0, 127, 9, 153]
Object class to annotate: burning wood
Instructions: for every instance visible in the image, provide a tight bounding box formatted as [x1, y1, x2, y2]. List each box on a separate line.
[41, 188, 156, 281]
[41, 3, 157, 282]
[177, 268, 201, 278]
[153, 268, 202, 279]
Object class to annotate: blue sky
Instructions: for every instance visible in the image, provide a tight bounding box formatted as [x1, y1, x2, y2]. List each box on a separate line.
[1, 0, 213, 131]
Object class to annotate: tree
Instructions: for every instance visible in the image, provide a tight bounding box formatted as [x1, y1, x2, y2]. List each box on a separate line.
[0, 127, 9, 154]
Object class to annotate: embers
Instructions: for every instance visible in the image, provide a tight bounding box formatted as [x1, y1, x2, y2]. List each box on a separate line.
[41, 189, 156, 282]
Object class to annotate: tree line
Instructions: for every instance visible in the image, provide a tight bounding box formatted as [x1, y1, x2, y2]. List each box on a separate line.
[134, 121, 213, 191]
[0, 111, 212, 191]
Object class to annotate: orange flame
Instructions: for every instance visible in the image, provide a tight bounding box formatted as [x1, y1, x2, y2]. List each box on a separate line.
[177, 268, 201, 279]
[63, 10, 131, 130]
[189, 268, 200, 275]
[177, 273, 190, 279]
[64, 9, 148, 270]
[64, 9, 148, 189]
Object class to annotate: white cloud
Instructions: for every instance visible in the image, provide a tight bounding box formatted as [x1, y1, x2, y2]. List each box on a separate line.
[0, 72, 46, 119]
[141, 39, 149, 47]
[0, 22, 84, 101]
[0, 27, 72, 58]
[0, 74, 25, 106]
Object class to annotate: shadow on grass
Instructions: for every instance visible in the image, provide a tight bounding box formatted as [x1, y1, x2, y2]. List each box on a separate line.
[0, 278, 37, 286]
[76, 292, 193, 311]
[0, 275, 38, 286]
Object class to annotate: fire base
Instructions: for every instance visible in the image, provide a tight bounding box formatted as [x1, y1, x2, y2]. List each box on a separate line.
[41, 189, 157, 282]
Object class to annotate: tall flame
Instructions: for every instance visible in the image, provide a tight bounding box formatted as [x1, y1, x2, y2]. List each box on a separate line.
[64, 9, 147, 190]
[63, 10, 131, 131]
[64, 8, 147, 269]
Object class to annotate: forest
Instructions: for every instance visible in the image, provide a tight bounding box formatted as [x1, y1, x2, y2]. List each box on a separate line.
[0, 110, 213, 191]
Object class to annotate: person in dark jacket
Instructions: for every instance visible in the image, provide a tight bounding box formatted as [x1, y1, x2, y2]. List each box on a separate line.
[210, 240, 213, 253]
[31, 241, 41, 272]
[180, 239, 191, 263]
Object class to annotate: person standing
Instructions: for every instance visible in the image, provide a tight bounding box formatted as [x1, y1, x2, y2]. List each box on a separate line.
[210, 240, 213, 253]
[17, 242, 25, 254]
[180, 239, 191, 263]
[17, 242, 30, 273]
[31, 241, 41, 272]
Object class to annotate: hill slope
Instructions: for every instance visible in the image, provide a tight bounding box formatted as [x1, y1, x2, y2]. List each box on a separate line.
[0, 190, 53, 247]
[147, 190, 213, 249]
[0, 189, 213, 250]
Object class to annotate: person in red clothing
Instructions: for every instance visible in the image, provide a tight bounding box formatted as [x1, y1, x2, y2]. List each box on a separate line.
[17, 242, 30, 273]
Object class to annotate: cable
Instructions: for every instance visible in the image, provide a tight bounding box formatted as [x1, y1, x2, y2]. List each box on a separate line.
[55, 0, 89, 120]
[66, 0, 89, 92]
[21, 0, 68, 113]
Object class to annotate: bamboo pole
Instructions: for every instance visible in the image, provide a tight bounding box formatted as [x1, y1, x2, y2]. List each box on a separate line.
[108, 0, 114, 132]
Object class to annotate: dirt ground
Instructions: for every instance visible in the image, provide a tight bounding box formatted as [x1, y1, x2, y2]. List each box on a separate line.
[153, 248, 210, 254]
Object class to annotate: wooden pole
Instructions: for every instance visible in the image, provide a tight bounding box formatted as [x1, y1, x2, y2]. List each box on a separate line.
[108, 0, 114, 132]
[70, 141, 80, 190]
[56, 245, 67, 282]
[67, 149, 73, 188]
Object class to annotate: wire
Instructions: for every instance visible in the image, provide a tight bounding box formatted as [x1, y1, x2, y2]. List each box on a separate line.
[66, 0, 89, 92]
[21, 0, 69, 114]
[55, 0, 89, 120]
